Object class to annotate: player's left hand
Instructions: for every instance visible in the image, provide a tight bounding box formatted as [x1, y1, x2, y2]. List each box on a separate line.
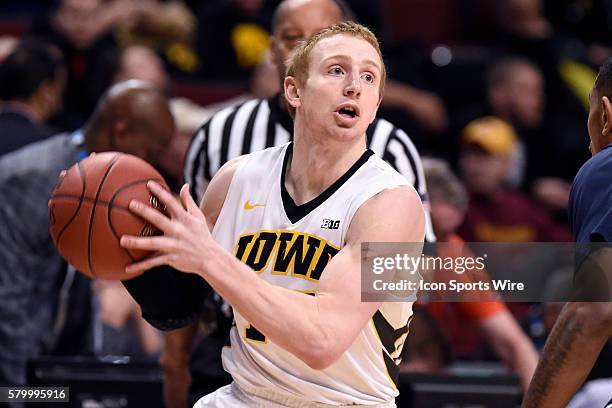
[120, 181, 211, 275]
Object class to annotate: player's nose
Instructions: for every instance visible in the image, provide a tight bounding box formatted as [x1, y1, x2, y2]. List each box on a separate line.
[344, 70, 361, 98]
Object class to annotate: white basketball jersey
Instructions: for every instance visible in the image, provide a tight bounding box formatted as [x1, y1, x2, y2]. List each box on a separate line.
[212, 143, 415, 405]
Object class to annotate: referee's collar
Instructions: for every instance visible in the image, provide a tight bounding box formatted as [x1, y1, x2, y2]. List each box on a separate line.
[270, 94, 294, 137]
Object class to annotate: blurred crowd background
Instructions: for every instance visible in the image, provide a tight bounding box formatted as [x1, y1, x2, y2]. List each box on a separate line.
[1, 0, 611, 406]
[2, 0, 605, 209]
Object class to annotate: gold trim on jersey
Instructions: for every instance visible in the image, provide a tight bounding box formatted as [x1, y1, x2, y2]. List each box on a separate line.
[370, 312, 414, 389]
[244, 323, 268, 344]
[370, 319, 398, 390]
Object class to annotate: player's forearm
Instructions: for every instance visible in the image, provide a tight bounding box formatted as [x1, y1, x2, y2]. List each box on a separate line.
[523, 302, 612, 407]
[199, 242, 350, 368]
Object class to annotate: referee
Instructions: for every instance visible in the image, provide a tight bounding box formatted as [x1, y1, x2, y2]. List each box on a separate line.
[134, 1, 434, 406]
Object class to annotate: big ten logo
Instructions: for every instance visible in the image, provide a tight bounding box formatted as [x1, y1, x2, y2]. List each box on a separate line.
[321, 219, 340, 230]
[235, 230, 340, 281]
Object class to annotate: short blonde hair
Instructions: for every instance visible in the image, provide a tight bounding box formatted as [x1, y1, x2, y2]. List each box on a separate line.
[285, 21, 386, 118]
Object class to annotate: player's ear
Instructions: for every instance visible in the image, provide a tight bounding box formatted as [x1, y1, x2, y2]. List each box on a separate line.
[601, 96, 612, 137]
[284, 76, 301, 109]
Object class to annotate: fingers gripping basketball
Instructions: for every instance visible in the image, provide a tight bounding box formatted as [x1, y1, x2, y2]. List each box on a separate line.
[49, 152, 169, 280]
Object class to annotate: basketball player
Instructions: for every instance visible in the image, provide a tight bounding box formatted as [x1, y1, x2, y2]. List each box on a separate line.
[121, 22, 425, 406]
[522, 60, 612, 407]
[168, 2, 435, 402]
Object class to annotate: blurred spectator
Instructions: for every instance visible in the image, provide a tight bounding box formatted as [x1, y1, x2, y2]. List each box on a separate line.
[488, 57, 545, 185]
[456, 57, 575, 210]
[488, 0, 592, 185]
[113, 45, 170, 91]
[457, 58, 538, 183]
[495, 0, 561, 99]
[29, 0, 137, 129]
[113, 0, 200, 77]
[0, 38, 66, 156]
[94, 280, 162, 360]
[487, 57, 545, 130]
[0, 81, 174, 390]
[500, 0, 552, 41]
[193, 0, 274, 80]
[457, 116, 572, 242]
[115, 0, 196, 46]
[404, 157, 538, 392]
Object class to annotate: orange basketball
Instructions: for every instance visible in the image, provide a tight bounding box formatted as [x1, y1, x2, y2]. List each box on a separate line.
[49, 152, 168, 280]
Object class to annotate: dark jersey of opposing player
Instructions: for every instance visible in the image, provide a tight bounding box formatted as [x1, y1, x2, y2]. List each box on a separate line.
[568, 144, 612, 243]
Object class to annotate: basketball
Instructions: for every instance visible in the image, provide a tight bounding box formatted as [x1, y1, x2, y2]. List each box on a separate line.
[49, 152, 168, 280]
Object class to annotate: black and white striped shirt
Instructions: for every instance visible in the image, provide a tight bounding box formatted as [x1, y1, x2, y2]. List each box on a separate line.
[185, 95, 435, 241]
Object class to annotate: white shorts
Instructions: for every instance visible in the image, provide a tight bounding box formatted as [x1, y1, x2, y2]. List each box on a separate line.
[193, 382, 397, 408]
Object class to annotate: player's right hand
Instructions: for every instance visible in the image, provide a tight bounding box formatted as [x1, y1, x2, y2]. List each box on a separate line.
[120, 182, 213, 276]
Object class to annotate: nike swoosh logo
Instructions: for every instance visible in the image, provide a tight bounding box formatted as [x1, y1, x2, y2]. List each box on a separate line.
[244, 200, 266, 210]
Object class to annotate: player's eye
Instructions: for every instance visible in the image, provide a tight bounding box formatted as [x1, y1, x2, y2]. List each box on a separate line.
[329, 66, 344, 75]
[362, 73, 375, 83]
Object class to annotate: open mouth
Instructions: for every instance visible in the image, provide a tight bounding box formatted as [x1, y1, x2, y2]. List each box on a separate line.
[339, 107, 356, 118]
[336, 105, 359, 118]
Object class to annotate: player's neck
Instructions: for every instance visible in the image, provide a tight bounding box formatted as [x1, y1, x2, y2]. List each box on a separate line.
[286, 136, 366, 206]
